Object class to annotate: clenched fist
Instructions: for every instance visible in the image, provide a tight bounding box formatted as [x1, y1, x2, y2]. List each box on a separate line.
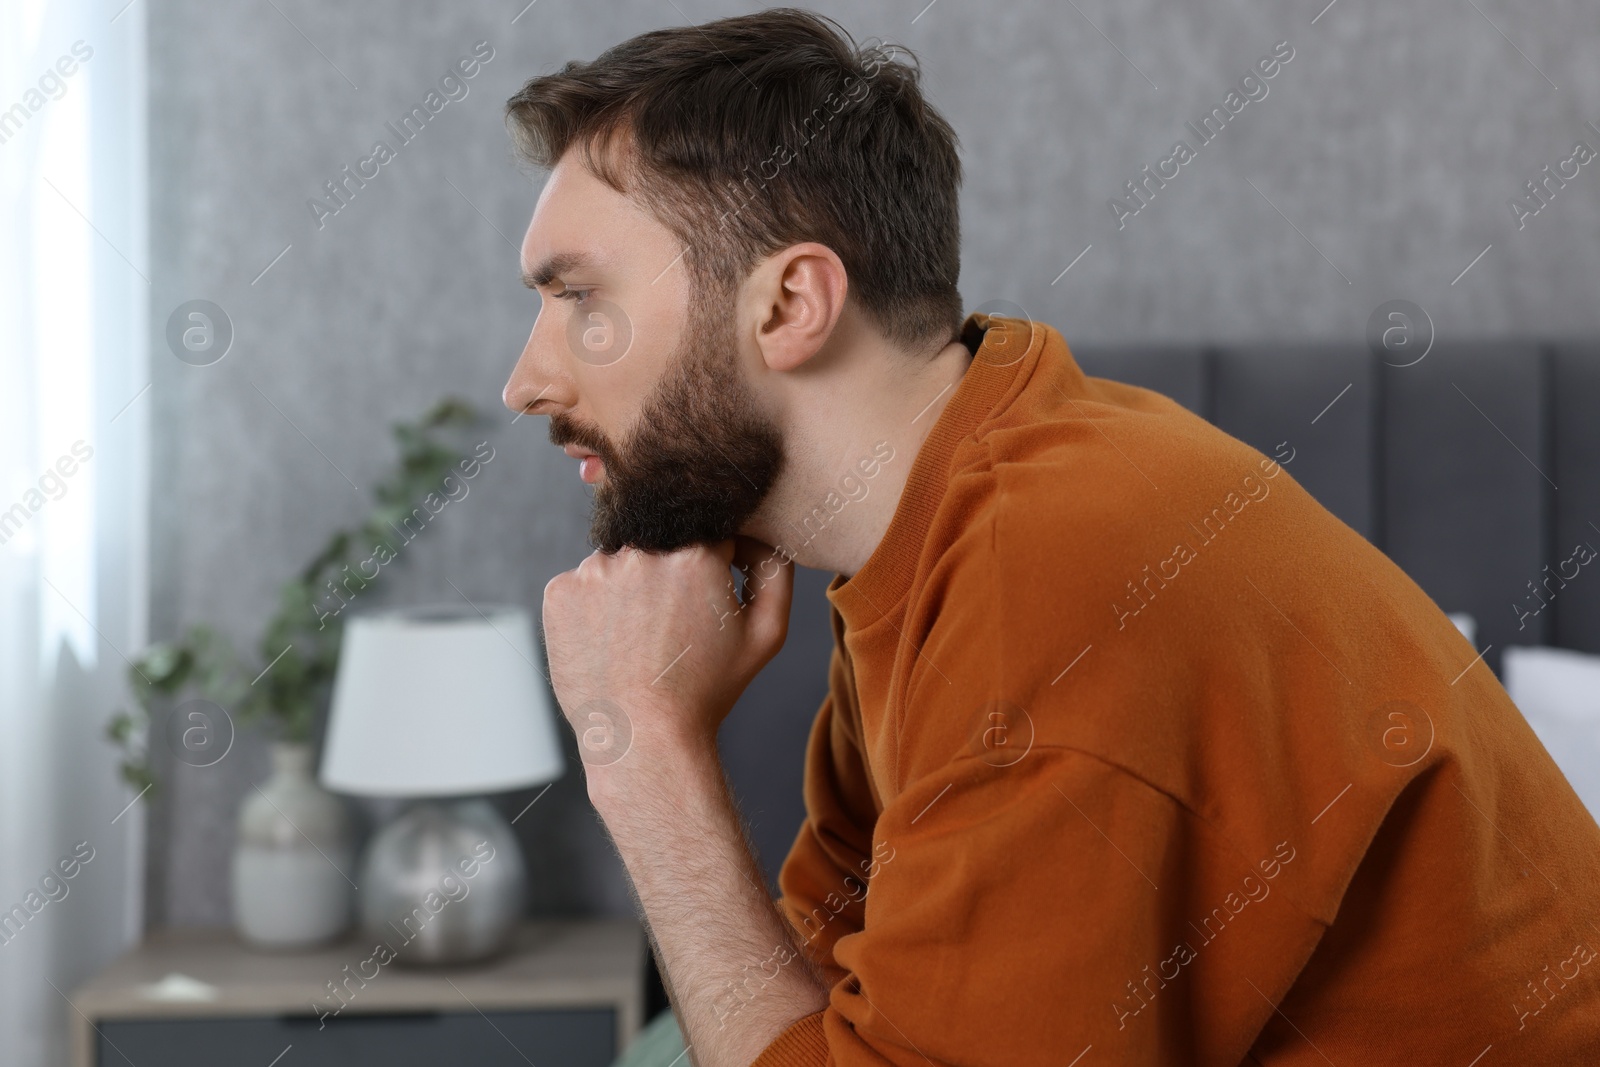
[541, 537, 795, 792]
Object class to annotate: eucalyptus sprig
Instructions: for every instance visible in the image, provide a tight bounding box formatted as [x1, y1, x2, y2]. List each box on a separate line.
[106, 398, 481, 793]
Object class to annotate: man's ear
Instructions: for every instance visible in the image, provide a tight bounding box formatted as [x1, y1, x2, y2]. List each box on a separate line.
[746, 243, 848, 373]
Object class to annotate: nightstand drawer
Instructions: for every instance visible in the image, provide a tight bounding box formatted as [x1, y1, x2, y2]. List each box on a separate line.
[96, 1008, 617, 1066]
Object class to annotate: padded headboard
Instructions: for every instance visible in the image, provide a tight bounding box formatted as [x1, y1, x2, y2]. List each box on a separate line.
[721, 340, 1600, 888]
[1071, 340, 1600, 664]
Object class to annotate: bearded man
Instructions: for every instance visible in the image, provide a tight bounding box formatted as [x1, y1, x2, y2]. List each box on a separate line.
[500, 9, 1600, 1066]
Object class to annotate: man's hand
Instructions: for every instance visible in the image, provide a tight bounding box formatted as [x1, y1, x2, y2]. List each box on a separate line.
[542, 536, 795, 784]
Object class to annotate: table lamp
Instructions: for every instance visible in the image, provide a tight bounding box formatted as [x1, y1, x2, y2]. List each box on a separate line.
[321, 604, 566, 964]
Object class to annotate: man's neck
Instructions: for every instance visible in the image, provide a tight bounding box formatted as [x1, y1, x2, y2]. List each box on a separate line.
[745, 333, 974, 578]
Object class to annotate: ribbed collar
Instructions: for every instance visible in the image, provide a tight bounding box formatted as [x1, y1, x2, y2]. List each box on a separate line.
[825, 312, 1047, 631]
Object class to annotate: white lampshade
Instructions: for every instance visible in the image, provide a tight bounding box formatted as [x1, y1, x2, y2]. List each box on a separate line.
[320, 605, 566, 797]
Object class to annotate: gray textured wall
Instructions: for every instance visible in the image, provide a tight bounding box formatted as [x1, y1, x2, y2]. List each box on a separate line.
[147, 0, 1600, 927]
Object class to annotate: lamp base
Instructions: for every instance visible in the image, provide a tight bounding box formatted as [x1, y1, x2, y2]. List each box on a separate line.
[357, 798, 526, 965]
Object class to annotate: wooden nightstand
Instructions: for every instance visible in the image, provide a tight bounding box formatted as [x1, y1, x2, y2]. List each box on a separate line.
[69, 919, 646, 1067]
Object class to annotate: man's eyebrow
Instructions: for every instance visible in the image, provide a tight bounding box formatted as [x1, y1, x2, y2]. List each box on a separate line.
[522, 251, 596, 289]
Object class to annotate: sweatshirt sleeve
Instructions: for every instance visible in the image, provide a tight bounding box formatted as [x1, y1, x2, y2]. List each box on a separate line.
[777, 637, 885, 987]
[753, 746, 1329, 1067]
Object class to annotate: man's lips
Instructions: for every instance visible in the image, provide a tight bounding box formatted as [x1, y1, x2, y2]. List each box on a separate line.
[561, 443, 604, 484]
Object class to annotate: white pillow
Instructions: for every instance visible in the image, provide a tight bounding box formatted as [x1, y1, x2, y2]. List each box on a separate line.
[1503, 645, 1600, 822]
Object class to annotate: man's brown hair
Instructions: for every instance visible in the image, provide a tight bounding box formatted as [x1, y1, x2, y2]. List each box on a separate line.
[504, 8, 963, 351]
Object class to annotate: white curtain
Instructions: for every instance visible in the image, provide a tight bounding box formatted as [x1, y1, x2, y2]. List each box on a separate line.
[1, 1, 148, 1064]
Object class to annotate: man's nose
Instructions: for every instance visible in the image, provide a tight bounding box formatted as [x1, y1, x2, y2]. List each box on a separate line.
[503, 317, 574, 416]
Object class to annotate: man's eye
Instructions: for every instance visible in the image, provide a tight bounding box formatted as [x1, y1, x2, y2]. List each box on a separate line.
[554, 288, 594, 305]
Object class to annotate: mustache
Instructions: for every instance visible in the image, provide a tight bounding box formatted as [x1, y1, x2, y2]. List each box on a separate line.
[548, 414, 616, 465]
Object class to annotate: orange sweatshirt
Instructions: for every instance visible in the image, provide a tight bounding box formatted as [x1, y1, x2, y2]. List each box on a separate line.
[753, 313, 1600, 1066]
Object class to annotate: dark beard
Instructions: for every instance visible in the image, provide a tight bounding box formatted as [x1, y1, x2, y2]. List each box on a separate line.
[549, 295, 784, 554]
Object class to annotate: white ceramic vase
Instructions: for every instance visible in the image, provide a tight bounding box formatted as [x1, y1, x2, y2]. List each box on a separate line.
[231, 741, 353, 948]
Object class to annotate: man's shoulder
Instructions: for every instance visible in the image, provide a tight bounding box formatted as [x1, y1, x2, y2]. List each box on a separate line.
[936, 382, 1307, 606]
[909, 391, 1319, 744]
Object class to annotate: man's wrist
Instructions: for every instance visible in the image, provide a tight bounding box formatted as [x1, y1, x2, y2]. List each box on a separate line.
[584, 715, 723, 823]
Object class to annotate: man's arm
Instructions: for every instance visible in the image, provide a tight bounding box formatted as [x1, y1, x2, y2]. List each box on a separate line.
[543, 539, 831, 1067]
[590, 733, 829, 1067]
